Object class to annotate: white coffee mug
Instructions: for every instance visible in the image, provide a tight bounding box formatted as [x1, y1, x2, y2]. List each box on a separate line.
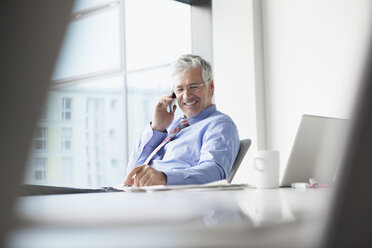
[253, 150, 279, 189]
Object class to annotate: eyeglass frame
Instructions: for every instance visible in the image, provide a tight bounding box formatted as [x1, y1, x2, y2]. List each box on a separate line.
[173, 79, 211, 96]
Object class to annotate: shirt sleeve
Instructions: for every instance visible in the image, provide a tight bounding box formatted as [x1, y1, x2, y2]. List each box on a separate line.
[126, 123, 167, 173]
[159, 118, 240, 185]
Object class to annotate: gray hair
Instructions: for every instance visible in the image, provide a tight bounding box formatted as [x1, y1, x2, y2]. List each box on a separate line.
[171, 54, 213, 85]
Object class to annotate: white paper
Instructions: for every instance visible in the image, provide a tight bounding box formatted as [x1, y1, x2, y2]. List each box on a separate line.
[113, 180, 252, 192]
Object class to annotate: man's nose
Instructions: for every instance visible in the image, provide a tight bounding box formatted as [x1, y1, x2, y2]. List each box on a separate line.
[183, 88, 193, 98]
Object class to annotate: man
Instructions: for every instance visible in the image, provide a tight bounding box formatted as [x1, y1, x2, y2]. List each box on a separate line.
[124, 54, 240, 186]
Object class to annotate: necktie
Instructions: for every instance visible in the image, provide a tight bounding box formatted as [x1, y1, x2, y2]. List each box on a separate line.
[144, 119, 189, 165]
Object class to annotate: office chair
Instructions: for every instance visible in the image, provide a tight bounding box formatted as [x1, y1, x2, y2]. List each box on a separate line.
[227, 139, 252, 183]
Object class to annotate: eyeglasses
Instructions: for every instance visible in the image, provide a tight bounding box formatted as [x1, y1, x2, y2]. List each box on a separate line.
[173, 83, 205, 95]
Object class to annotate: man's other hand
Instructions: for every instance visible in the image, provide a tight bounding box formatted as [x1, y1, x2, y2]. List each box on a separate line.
[151, 93, 177, 132]
[124, 165, 167, 187]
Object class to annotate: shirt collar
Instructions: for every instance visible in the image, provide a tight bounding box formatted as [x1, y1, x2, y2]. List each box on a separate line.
[184, 104, 216, 125]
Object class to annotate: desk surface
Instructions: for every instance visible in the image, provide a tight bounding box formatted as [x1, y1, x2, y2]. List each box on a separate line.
[7, 188, 332, 248]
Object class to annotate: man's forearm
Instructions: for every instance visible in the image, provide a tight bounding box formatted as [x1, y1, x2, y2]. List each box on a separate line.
[156, 162, 226, 185]
[127, 123, 167, 172]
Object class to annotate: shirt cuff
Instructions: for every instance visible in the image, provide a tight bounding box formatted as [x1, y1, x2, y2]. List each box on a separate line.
[160, 170, 184, 185]
[144, 123, 167, 148]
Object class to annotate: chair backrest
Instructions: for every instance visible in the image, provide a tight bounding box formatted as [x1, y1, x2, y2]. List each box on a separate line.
[227, 139, 252, 183]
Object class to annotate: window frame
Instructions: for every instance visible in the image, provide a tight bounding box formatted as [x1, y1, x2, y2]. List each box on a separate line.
[35, 127, 47, 151]
[34, 158, 46, 182]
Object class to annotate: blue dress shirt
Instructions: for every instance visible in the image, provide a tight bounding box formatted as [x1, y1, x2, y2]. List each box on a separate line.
[127, 104, 240, 185]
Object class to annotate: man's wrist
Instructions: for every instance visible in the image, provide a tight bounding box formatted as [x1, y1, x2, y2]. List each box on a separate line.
[151, 122, 166, 132]
[160, 172, 167, 185]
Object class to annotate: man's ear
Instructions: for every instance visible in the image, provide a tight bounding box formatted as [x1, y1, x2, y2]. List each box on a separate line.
[208, 80, 215, 96]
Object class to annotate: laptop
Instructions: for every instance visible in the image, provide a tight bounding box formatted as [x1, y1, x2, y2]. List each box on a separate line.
[280, 115, 349, 187]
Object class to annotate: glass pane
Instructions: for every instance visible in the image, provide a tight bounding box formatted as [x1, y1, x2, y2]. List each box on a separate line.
[126, 67, 183, 154]
[62, 128, 72, 151]
[35, 141, 44, 151]
[125, 0, 191, 71]
[34, 127, 47, 151]
[52, 7, 121, 80]
[64, 98, 72, 109]
[35, 127, 43, 137]
[35, 171, 43, 181]
[24, 0, 194, 187]
[25, 75, 126, 187]
[34, 158, 46, 183]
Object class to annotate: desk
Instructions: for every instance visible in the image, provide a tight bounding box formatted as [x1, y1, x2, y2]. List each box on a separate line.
[7, 188, 332, 248]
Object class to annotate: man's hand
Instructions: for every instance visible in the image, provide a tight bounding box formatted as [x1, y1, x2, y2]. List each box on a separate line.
[151, 93, 177, 132]
[124, 165, 167, 187]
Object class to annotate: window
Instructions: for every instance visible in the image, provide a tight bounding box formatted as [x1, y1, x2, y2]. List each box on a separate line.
[125, 0, 191, 154]
[40, 106, 47, 120]
[110, 99, 117, 110]
[62, 98, 72, 121]
[25, 0, 192, 188]
[52, 2, 121, 81]
[109, 129, 115, 139]
[61, 128, 72, 151]
[111, 159, 118, 168]
[34, 158, 46, 182]
[35, 127, 47, 151]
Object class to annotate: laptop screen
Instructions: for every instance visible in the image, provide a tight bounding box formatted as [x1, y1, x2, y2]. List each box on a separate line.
[280, 115, 349, 187]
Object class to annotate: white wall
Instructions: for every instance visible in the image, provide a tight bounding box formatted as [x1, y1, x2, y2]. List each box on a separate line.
[212, 0, 260, 183]
[212, 0, 372, 183]
[262, 0, 372, 176]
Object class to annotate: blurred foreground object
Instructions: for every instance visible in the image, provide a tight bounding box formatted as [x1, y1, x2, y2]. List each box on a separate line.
[0, 1, 73, 246]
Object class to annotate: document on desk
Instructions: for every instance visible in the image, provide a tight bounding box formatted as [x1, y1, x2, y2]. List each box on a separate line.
[112, 180, 252, 192]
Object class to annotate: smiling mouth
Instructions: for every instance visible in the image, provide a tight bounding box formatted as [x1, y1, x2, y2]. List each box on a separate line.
[184, 100, 198, 106]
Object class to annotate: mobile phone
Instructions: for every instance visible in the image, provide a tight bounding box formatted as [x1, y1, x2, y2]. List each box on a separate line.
[168, 92, 176, 113]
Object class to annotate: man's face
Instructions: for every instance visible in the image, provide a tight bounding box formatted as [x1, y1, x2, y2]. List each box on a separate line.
[173, 67, 214, 118]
